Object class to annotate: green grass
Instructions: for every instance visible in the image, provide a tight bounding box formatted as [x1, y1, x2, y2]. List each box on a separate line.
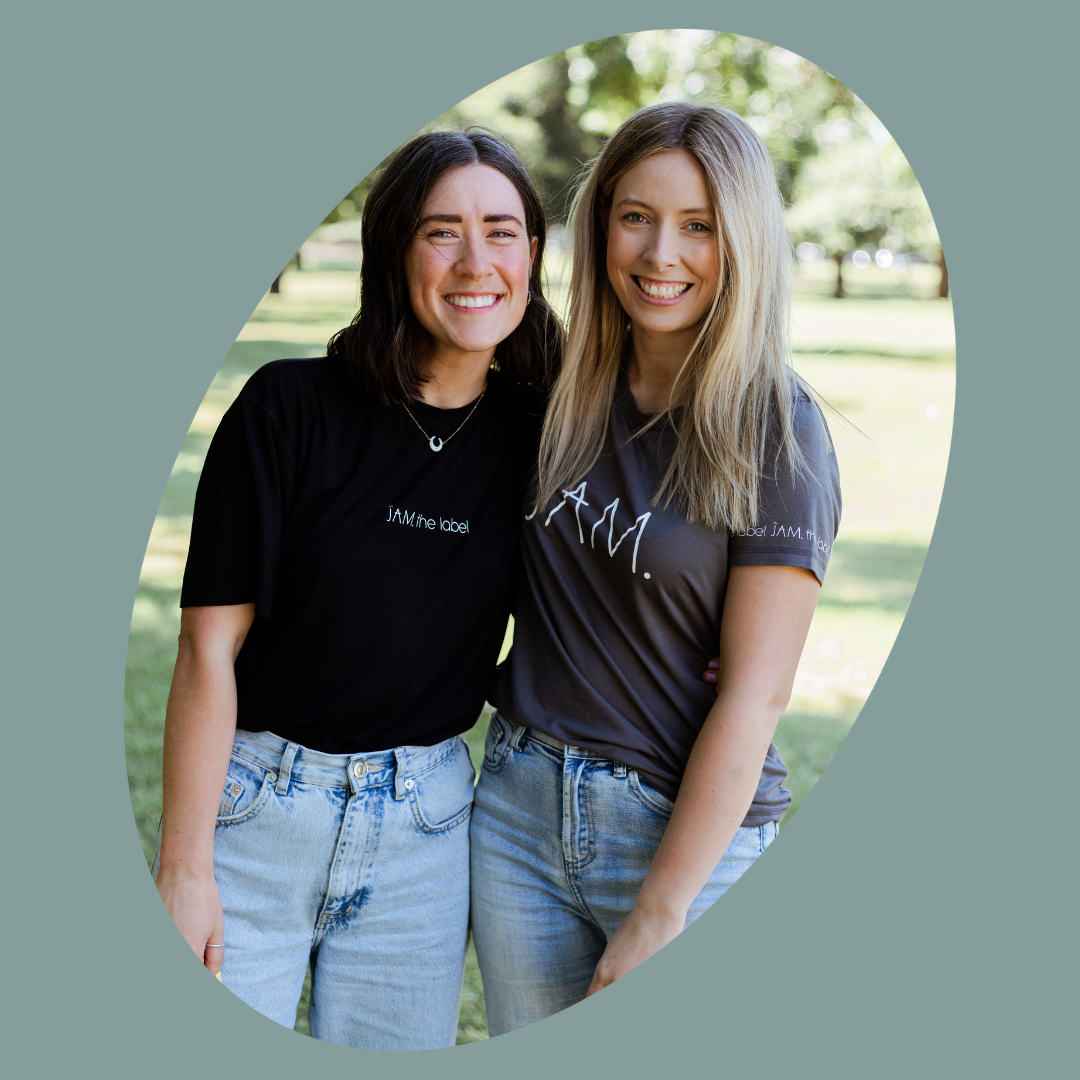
[126, 275, 954, 1042]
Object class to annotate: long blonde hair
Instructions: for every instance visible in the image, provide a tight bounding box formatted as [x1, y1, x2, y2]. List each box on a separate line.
[535, 101, 805, 533]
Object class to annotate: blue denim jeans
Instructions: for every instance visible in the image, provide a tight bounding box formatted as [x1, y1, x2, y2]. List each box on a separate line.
[155, 729, 474, 1050]
[469, 713, 779, 1036]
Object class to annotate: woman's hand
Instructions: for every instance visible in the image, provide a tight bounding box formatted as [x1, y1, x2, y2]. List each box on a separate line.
[155, 873, 225, 974]
[703, 657, 720, 692]
[586, 904, 685, 996]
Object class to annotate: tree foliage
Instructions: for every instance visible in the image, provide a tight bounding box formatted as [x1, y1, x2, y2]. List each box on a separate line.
[314, 30, 941, 288]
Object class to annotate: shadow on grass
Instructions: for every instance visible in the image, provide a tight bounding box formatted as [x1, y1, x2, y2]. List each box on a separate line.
[819, 539, 928, 614]
[795, 346, 954, 362]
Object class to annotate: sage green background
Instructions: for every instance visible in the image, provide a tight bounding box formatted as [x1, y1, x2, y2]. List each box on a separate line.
[2, 1, 1073, 1076]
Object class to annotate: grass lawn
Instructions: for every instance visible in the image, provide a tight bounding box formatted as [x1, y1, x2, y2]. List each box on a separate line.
[125, 268, 954, 1042]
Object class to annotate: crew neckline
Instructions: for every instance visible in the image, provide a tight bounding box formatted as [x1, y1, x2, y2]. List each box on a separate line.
[615, 367, 682, 425]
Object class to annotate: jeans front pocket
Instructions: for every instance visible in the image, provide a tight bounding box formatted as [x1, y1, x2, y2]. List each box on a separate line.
[625, 769, 675, 819]
[216, 756, 274, 827]
[409, 739, 475, 834]
[481, 712, 514, 773]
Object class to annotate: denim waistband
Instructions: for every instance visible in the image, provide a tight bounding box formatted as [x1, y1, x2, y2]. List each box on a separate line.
[518, 723, 611, 761]
[230, 729, 462, 797]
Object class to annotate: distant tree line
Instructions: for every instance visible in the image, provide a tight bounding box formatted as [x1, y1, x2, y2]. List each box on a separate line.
[316, 31, 945, 297]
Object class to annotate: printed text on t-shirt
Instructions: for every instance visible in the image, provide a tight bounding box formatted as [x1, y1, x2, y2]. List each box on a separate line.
[527, 482, 650, 574]
[386, 505, 469, 534]
[732, 523, 831, 557]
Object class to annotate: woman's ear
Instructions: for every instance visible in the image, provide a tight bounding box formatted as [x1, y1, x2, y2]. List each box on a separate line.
[529, 234, 539, 273]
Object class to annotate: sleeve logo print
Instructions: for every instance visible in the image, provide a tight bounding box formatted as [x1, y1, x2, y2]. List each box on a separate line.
[386, 505, 470, 534]
[733, 522, 831, 557]
[527, 482, 651, 574]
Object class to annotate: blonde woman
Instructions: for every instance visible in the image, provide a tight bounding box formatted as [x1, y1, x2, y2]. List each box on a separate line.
[469, 102, 842, 1034]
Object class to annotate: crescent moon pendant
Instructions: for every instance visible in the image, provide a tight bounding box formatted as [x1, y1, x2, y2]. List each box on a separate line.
[429, 436, 444, 452]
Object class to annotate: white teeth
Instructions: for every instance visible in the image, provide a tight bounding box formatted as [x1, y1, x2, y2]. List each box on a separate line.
[445, 294, 498, 308]
[637, 279, 689, 299]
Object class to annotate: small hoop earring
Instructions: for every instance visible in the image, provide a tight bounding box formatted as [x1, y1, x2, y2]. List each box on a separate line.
[526, 290, 532, 305]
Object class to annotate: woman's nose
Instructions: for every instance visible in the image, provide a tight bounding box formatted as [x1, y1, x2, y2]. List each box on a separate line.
[455, 232, 491, 279]
[643, 225, 679, 271]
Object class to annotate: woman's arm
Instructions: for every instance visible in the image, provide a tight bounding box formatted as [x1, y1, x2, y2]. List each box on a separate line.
[587, 564, 820, 994]
[155, 603, 255, 974]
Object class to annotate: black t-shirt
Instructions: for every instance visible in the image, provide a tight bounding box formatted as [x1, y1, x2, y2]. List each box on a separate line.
[181, 356, 541, 754]
[491, 375, 842, 824]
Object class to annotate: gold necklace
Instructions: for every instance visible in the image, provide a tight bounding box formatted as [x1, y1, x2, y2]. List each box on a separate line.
[401, 388, 486, 453]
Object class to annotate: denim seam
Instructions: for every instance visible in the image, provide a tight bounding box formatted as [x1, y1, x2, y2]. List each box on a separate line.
[316, 788, 384, 933]
[574, 765, 597, 870]
[560, 761, 601, 925]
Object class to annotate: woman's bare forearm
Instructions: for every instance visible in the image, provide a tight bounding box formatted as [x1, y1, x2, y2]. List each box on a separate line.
[157, 604, 255, 882]
[635, 566, 819, 919]
[633, 693, 782, 920]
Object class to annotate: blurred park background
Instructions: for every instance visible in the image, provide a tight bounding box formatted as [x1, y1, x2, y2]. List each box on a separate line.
[125, 30, 954, 1045]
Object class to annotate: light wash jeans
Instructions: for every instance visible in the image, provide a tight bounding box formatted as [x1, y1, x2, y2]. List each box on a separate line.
[469, 713, 779, 1036]
[154, 729, 474, 1050]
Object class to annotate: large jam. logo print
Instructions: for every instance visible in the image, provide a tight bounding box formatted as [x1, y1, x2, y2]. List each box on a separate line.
[528, 482, 652, 575]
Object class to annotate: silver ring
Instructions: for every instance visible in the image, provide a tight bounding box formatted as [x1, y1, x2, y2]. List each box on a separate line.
[205, 943, 225, 948]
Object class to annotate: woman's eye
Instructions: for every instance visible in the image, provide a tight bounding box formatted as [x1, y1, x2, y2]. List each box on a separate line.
[427, 228, 456, 239]
[624, 212, 647, 223]
[489, 229, 517, 238]
[687, 221, 711, 233]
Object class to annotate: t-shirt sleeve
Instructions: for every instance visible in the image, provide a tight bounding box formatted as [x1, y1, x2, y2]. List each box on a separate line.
[180, 392, 296, 616]
[728, 394, 842, 585]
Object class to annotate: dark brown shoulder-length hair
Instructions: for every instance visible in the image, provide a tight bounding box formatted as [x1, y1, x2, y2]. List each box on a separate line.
[327, 127, 563, 403]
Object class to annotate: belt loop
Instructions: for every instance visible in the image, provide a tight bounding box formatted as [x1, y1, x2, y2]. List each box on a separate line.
[509, 724, 527, 752]
[393, 747, 409, 800]
[613, 761, 627, 778]
[276, 743, 299, 795]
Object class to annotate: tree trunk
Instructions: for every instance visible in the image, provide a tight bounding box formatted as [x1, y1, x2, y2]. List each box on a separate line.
[832, 253, 845, 299]
[937, 250, 949, 298]
[269, 253, 299, 295]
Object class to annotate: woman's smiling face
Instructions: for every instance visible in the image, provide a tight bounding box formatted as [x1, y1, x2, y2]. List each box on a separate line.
[405, 162, 537, 368]
[605, 150, 721, 342]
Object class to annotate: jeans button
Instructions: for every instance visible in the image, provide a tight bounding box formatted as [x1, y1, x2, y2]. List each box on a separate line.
[404, 778, 415, 790]
[352, 761, 367, 779]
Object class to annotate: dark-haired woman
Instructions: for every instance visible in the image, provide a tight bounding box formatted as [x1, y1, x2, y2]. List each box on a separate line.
[153, 129, 561, 1051]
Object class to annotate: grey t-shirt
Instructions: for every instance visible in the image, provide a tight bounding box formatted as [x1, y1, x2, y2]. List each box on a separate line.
[491, 374, 842, 826]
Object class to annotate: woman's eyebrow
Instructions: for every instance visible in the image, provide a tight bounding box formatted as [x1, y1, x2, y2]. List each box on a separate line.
[419, 212, 524, 226]
[615, 198, 714, 215]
